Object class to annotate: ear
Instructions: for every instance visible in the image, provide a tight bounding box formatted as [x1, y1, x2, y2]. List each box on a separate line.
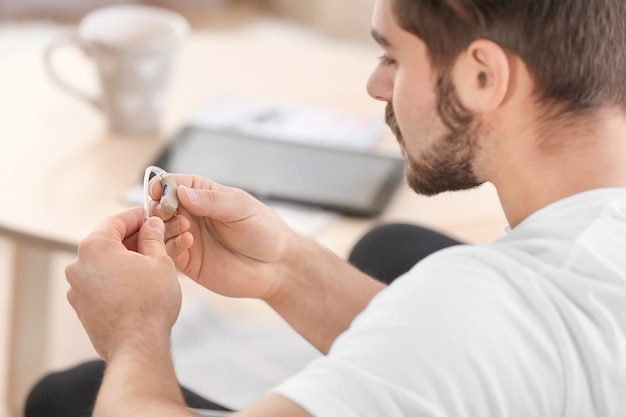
[451, 39, 510, 113]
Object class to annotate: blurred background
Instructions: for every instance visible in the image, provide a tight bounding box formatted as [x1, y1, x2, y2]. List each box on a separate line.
[0, 0, 376, 43]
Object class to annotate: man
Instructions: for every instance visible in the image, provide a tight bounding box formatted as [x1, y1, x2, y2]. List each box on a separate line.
[26, 0, 626, 415]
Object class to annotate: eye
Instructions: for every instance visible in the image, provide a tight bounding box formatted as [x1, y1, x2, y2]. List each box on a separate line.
[378, 54, 396, 66]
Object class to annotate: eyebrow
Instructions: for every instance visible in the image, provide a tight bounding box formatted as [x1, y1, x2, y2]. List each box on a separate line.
[371, 29, 392, 48]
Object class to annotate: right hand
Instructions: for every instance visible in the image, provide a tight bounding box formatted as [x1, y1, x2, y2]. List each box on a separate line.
[150, 174, 296, 300]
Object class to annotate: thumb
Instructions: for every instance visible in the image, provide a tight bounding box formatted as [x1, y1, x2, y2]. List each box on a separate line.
[138, 217, 167, 257]
[178, 185, 254, 222]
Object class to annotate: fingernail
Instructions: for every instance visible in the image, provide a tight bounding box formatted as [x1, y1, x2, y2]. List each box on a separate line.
[184, 186, 198, 202]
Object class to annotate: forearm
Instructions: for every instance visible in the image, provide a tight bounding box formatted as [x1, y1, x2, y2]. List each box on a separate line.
[94, 335, 310, 417]
[267, 234, 386, 354]
[94, 339, 196, 417]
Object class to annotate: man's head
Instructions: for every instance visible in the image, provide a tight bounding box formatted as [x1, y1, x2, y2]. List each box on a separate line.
[393, 0, 626, 115]
[368, 0, 626, 196]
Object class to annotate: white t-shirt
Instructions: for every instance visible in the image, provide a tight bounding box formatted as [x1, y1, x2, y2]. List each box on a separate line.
[275, 188, 626, 416]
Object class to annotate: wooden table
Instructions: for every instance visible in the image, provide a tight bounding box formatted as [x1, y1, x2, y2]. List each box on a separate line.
[0, 26, 507, 416]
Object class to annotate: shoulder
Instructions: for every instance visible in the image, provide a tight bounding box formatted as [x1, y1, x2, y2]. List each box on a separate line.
[350, 242, 553, 355]
[387, 243, 526, 305]
[353, 243, 555, 366]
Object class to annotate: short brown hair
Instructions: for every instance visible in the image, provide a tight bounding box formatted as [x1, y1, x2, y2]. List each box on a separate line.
[392, 0, 626, 114]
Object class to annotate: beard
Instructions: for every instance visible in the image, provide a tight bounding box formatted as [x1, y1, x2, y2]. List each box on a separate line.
[385, 72, 484, 196]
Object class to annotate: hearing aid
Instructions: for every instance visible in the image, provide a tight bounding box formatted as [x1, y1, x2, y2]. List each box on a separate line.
[158, 173, 179, 213]
[143, 165, 178, 221]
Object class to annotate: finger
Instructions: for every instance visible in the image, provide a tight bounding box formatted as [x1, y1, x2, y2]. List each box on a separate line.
[150, 174, 252, 221]
[122, 229, 139, 251]
[146, 199, 160, 218]
[169, 174, 225, 191]
[137, 217, 167, 258]
[177, 185, 257, 223]
[147, 176, 164, 201]
[149, 174, 238, 203]
[164, 215, 190, 241]
[93, 207, 145, 242]
[126, 214, 188, 253]
[165, 231, 194, 259]
[145, 191, 174, 221]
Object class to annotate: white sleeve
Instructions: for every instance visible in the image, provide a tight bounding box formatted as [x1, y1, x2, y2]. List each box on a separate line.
[273, 248, 563, 417]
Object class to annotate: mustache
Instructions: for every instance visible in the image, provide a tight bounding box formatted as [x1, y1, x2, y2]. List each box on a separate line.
[385, 103, 401, 137]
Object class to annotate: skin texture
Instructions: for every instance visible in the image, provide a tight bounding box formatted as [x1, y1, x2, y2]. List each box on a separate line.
[65, 0, 626, 415]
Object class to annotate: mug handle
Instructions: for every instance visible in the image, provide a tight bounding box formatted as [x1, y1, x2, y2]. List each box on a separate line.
[43, 32, 102, 110]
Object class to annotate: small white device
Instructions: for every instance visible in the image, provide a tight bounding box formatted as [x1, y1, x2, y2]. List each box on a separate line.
[143, 165, 179, 221]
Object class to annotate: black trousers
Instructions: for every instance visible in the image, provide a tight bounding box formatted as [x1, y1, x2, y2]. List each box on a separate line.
[24, 223, 461, 417]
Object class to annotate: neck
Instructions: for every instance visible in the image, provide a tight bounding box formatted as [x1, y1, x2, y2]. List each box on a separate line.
[490, 107, 626, 228]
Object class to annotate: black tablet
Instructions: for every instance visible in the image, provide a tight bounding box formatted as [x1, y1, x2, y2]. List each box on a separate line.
[149, 126, 405, 217]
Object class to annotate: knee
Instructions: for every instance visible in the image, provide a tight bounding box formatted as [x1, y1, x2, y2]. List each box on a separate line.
[24, 360, 105, 417]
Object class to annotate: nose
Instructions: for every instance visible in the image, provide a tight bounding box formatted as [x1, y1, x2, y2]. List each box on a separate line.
[366, 65, 393, 102]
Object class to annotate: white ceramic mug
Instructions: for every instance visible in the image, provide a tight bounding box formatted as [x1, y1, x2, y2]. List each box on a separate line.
[44, 4, 189, 135]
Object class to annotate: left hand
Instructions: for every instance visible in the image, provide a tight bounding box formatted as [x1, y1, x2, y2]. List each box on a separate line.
[66, 207, 181, 361]
[147, 174, 295, 300]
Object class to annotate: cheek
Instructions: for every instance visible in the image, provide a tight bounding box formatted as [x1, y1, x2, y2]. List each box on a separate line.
[394, 98, 444, 158]
[392, 91, 430, 139]
[391, 78, 413, 128]
[393, 69, 437, 122]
